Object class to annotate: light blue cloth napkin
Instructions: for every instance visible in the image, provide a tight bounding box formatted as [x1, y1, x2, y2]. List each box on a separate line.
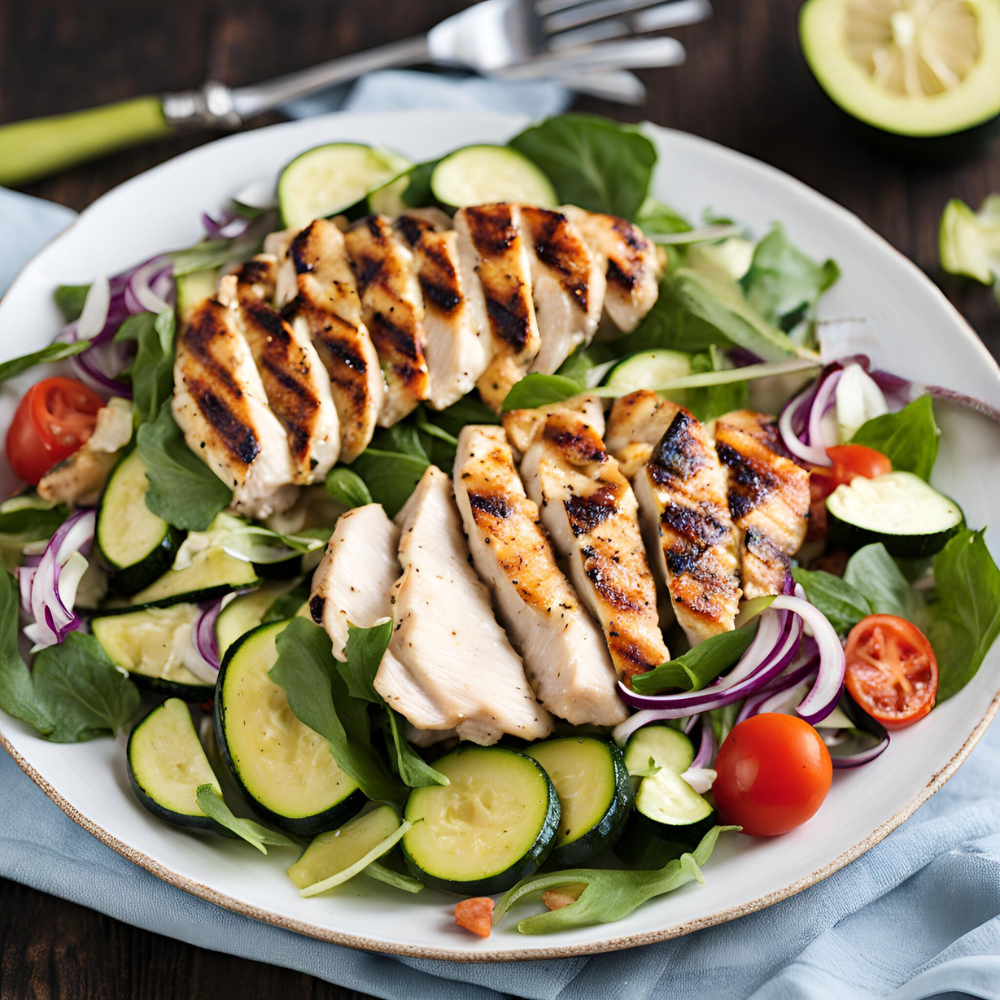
[3, 71, 1000, 1000]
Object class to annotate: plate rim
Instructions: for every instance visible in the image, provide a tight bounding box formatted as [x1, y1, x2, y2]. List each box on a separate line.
[3, 109, 1000, 962]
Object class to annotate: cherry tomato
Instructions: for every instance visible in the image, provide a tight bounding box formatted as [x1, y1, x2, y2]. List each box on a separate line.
[813, 444, 892, 501]
[713, 714, 833, 837]
[5, 377, 103, 484]
[844, 614, 938, 729]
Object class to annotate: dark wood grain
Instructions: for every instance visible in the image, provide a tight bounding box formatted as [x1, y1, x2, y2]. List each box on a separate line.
[1, 0, 998, 997]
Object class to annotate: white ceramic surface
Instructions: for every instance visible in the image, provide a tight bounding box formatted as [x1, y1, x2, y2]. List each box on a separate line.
[2, 110, 999, 961]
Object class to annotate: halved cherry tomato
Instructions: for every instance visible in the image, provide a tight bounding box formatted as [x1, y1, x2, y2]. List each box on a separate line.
[5, 377, 103, 484]
[712, 714, 832, 837]
[812, 444, 892, 502]
[844, 614, 938, 729]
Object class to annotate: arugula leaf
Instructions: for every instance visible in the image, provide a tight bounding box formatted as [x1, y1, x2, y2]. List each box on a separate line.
[0, 569, 54, 735]
[926, 529, 1000, 701]
[740, 224, 840, 332]
[0, 341, 92, 385]
[502, 373, 587, 411]
[31, 632, 140, 742]
[843, 543, 925, 624]
[362, 861, 424, 893]
[631, 621, 759, 694]
[194, 786, 298, 854]
[114, 311, 176, 427]
[495, 825, 736, 934]
[136, 402, 233, 530]
[509, 114, 657, 220]
[851, 396, 939, 480]
[791, 567, 873, 634]
[270, 618, 405, 803]
[325, 468, 373, 509]
[55, 284, 91, 323]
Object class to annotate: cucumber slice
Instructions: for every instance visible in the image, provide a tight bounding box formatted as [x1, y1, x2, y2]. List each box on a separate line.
[604, 350, 693, 403]
[127, 698, 223, 833]
[402, 744, 560, 895]
[98, 450, 181, 596]
[827, 471, 964, 558]
[939, 196, 1000, 286]
[214, 621, 365, 836]
[622, 725, 695, 781]
[215, 582, 308, 659]
[524, 737, 632, 867]
[430, 145, 557, 209]
[174, 268, 218, 320]
[367, 171, 411, 216]
[287, 805, 400, 890]
[800, 0, 1000, 150]
[279, 143, 412, 230]
[91, 603, 215, 701]
[129, 546, 260, 607]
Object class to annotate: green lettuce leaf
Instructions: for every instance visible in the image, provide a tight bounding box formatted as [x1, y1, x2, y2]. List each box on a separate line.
[325, 468, 373, 509]
[0, 341, 92, 386]
[791, 567, 873, 635]
[115, 311, 176, 427]
[851, 396, 939, 480]
[843, 543, 926, 624]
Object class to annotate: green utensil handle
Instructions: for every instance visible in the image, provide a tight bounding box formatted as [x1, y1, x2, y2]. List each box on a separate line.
[0, 97, 172, 188]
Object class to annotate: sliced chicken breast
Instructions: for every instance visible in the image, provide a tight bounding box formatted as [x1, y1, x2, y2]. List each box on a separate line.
[374, 466, 553, 745]
[309, 503, 401, 661]
[608, 391, 741, 644]
[454, 425, 626, 726]
[503, 401, 669, 681]
[454, 204, 541, 411]
[561, 206, 661, 333]
[519, 206, 606, 375]
[714, 410, 810, 599]
[173, 298, 297, 518]
[344, 215, 429, 426]
[394, 209, 492, 410]
[220, 257, 340, 483]
[277, 220, 384, 464]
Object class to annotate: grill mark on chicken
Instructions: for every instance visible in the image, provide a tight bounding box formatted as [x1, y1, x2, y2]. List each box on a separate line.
[467, 206, 516, 255]
[181, 311, 244, 397]
[564, 490, 617, 535]
[420, 276, 461, 313]
[484, 295, 532, 352]
[648, 411, 707, 483]
[309, 594, 326, 624]
[467, 491, 513, 520]
[520, 207, 590, 313]
[717, 441, 776, 520]
[184, 375, 259, 465]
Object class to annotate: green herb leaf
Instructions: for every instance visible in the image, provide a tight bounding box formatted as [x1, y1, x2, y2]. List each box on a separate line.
[843, 543, 925, 624]
[501, 373, 587, 412]
[424, 396, 500, 438]
[270, 618, 405, 803]
[260, 582, 312, 626]
[634, 198, 692, 236]
[194, 785, 298, 854]
[386, 707, 449, 788]
[495, 825, 737, 934]
[325, 468, 373, 509]
[0, 569, 55, 736]
[627, 755, 661, 779]
[55, 284, 91, 323]
[682, 348, 748, 423]
[0, 496, 70, 573]
[851, 396, 939, 480]
[791, 567, 873, 635]
[349, 448, 429, 518]
[926, 529, 1000, 701]
[631, 621, 760, 695]
[114, 311, 176, 427]
[0, 341, 93, 386]
[509, 114, 657, 220]
[362, 861, 424, 893]
[137, 402, 233, 530]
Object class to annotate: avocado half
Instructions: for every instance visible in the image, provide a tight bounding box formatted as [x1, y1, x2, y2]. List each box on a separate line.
[800, 0, 1000, 158]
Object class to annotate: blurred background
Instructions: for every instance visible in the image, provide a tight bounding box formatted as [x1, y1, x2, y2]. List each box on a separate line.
[0, 0, 998, 996]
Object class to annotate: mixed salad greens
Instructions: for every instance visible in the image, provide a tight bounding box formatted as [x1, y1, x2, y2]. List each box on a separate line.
[1, 113, 999, 940]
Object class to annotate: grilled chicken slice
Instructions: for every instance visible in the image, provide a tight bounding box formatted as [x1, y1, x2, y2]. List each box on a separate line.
[608, 391, 741, 644]
[344, 215, 429, 426]
[561, 206, 661, 333]
[272, 220, 384, 464]
[454, 204, 541, 411]
[454, 425, 626, 726]
[519, 206, 606, 375]
[219, 257, 340, 483]
[504, 400, 669, 681]
[173, 298, 297, 518]
[374, 466, 553, 745]
[309, 503, 401, 661]
[393, 209, 492, 410]
[714, 410, 810, 599]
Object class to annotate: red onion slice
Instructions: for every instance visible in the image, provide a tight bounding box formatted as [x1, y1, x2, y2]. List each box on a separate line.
[191, 599, 224, 675]
[127, 258, 174, 315]
[690, 717, 717, 769]
[76, 276, 111, 341]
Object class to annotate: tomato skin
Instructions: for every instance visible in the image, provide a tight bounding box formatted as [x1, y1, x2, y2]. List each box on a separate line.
[5, 377, 104, 484]
[844, 614, 938, 730]
[713, 714, 833, 837]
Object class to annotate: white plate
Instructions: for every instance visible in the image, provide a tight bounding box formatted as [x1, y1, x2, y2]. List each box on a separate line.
[2, 110, 1000, 962]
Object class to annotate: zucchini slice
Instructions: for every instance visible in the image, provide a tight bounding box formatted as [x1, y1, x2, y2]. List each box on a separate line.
[129, 546, 260, 607]
[604, 350, 694, 400]
[524, 736, 632, 867]
[278, 143, 412, 230]
[214, 621, 365, 836]
[622, 725, 695, 784]
[827, 471, 963, 558]
[287, 805, 401, 891]
[214, 582, 308, 659]
[402, 744, 560, 895]
[127, 698, 223, 833]
[91, 603, 215, 701]
[98, 450, 181, 596]
[430, 145, 557, 209]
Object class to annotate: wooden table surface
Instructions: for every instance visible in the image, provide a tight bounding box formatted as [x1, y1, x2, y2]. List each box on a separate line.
[1, 0, 998, 996]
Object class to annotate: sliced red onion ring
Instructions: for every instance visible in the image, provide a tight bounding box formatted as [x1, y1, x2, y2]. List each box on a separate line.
[690, 717, 717, 769]
[778, 364, 844, 466]
[736, 651, 820, 724]
[76, 276, 111, 340]
[820, 698, 891, 768]
[191, 599, 224, 675]
[127, 258, 174, 315]
[202, 212, 252, 240]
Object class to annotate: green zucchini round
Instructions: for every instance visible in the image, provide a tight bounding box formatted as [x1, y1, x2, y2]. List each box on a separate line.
[402, 744, 560, 895]
[430, 145, 557, 209]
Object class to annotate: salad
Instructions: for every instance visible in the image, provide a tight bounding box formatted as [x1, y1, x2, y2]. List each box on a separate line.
[1, 113, 998, 940]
